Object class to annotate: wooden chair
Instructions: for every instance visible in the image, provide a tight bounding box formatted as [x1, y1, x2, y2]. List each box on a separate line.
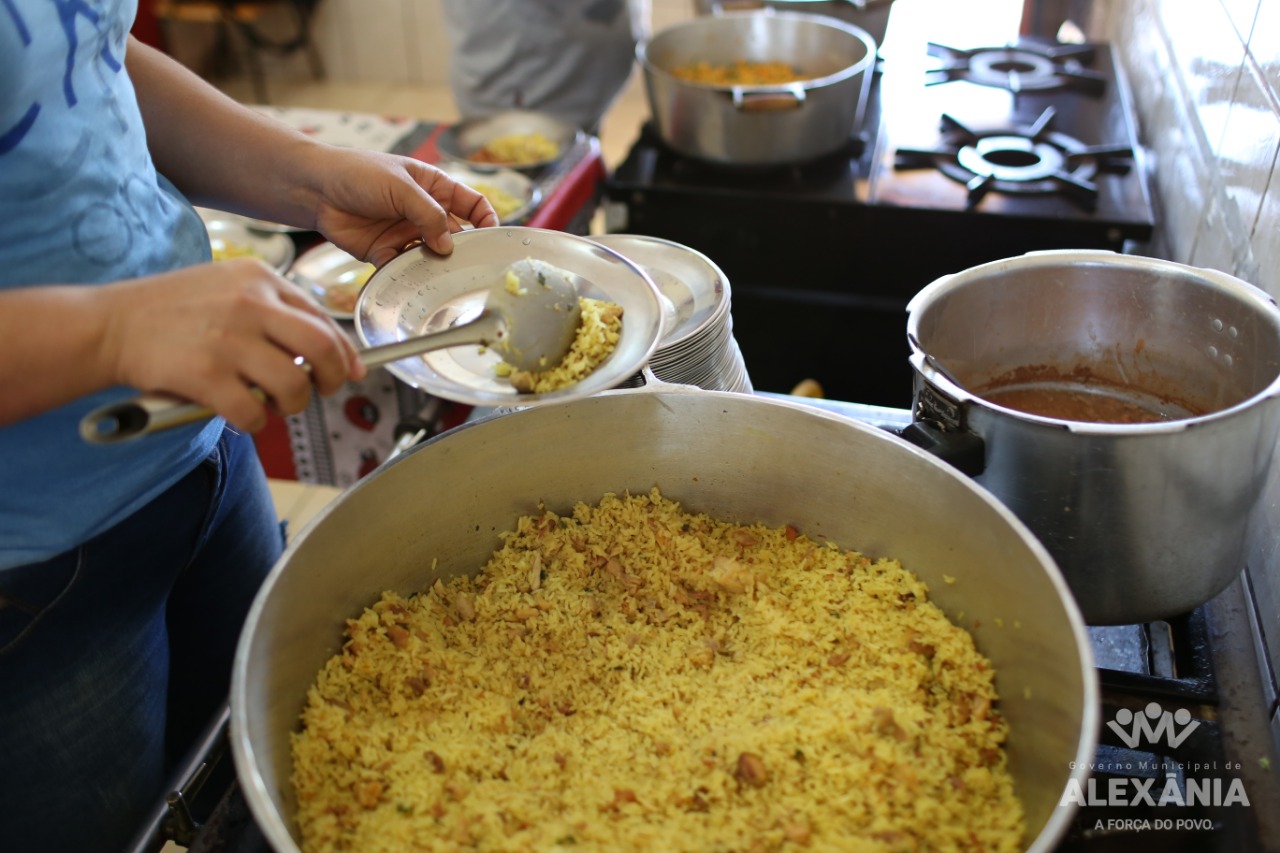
[152, 0, 324, 103]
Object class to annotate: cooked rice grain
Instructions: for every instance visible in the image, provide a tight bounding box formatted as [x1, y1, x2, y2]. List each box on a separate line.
[292, 488, 1025, 852]
[494, 296, 622, 393]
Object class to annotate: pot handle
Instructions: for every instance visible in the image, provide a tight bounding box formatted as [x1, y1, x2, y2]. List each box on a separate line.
[733, 86, 806, 112]
[709, 0, 768, 12]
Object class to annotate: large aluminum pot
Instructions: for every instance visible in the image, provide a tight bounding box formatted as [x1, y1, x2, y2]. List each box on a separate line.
[907, 250, 1280, 625]
[638, 11, 875, 165]
[231, 386, 1096, 851]
[693, 0, 896, 48]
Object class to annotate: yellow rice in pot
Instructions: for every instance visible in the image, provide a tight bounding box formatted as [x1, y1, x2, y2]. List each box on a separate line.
[291, 488, 1024, 852]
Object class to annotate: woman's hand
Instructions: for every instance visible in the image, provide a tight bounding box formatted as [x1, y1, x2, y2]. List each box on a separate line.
[301, 147, 500, 266]
[96, 260, 365, 433]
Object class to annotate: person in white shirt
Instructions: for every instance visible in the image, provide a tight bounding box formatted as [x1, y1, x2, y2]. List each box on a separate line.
[441, 0, 649, 132]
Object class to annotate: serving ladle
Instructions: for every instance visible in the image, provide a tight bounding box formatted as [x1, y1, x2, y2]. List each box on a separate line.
[80, 258, 583, 444]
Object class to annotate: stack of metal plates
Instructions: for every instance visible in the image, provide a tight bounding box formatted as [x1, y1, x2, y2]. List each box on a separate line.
[592, 234, 753, 393]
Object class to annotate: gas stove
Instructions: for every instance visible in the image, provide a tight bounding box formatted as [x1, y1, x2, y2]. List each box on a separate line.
[869, 36, 1154, 228]
[604, 36, 1156, 407]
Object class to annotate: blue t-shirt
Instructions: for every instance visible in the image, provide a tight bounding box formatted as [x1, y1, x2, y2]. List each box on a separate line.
[0, 0, 224, 570]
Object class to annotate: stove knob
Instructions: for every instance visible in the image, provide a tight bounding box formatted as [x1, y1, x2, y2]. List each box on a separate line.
[343, 395, 379, 431]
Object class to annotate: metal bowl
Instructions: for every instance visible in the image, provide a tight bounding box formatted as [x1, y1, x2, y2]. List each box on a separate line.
[231, 387, 1097, 853]
[638, 11, 875, 165]
[197, 207, 307, 234]
[437, 161, 541, 224]
[436, 110, 584, 172]
[355, 227, 666, 407]
[197, 208, 296, 274]
[288, 241, 375, 321]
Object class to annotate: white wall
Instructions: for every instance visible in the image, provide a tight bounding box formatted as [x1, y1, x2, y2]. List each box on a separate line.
[1083, 0, 1280, 748]
[309, 0, 454, 85]
[304, 0, 669, 86]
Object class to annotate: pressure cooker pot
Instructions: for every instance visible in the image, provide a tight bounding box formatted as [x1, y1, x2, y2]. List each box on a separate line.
[231, 387, 1096, 851]
[906, 250, 1280, 625]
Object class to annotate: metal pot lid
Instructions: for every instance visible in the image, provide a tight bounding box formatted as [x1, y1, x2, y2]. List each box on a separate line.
[355, 227, 665, 407]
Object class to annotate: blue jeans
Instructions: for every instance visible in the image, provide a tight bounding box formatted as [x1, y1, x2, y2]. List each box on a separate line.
[0, 428, 284, 853]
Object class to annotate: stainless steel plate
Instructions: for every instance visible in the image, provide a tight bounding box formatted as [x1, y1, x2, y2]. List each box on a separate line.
[436, 110, 584, 172]
[438, 162, 541, 225]
[196, 207, 306, 233]
[356, 227, 665, 406]
[590, 233, 729, 349]
[289, 241, 375, 320]
[198, 208, 296, 274]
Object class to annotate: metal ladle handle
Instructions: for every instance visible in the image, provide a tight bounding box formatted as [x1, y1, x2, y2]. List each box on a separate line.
[79, 311, 503, 445]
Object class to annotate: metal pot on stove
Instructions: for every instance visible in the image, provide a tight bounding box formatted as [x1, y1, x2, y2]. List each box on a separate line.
[231, 387, 1097, 851]
[904, 250, 1280, 626]
[637, 11, 875, 166]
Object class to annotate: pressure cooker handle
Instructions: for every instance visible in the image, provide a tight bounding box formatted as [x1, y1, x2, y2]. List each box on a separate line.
[893, 419, 986, 478]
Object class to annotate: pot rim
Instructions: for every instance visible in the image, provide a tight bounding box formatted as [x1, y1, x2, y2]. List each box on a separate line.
[637, 10, 877, 93]
[906, 250, 1280, 434]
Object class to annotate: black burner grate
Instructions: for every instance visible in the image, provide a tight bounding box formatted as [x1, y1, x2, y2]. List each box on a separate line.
[894, 106, 1137, 209]
[927, 40, 1109, 96]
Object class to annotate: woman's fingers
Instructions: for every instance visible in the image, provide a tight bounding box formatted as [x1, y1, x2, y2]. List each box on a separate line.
[311, 151, 499, 261]
[106, 260, 366, 431]
[272, 283, 365, 389]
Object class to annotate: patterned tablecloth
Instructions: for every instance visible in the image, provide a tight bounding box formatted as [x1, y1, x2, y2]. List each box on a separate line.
[248, 107, 606, 486]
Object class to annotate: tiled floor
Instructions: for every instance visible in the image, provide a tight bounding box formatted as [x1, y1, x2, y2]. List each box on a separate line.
[266, 477, 343, 540]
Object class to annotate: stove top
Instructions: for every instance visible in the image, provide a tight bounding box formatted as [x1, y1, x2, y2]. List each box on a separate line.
[603, 36, 1157, 407]
[867, 36, 1155, 229]
[608, 37, 1154, 230]
[892, 106, 1138, 211]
